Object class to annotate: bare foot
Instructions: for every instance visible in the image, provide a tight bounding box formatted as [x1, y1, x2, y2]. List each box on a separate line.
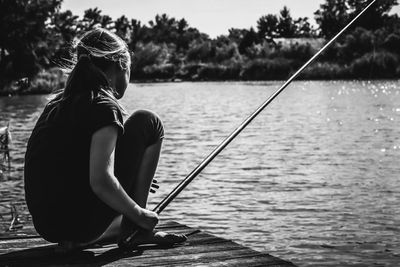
[57, 229, 187, 252]
[119, 230, 187, 248]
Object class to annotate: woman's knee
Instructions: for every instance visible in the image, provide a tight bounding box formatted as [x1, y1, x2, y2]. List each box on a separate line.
[124, 110, 164, 147]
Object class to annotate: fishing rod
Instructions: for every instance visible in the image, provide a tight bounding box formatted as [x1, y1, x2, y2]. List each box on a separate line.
[120, 0, 377, 248]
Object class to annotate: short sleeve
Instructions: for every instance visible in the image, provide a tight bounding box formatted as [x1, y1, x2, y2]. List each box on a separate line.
[90, 97, 124, 136]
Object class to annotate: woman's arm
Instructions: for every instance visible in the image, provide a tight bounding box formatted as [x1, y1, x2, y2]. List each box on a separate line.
[89, 125, 158, 230]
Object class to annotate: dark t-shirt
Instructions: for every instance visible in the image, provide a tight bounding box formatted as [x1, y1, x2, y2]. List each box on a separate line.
[24, 92, 124, 240]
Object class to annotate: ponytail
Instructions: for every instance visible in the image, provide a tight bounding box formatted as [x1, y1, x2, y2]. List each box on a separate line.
[63, 54, 109, 98]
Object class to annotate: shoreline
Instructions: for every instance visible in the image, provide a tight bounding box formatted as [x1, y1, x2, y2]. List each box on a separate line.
[1, 78, 399, 97]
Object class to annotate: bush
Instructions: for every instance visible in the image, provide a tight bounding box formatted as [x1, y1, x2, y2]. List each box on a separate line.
[175, 63, 203, 80]
[142, 64, 175, 80]
[131, 42, 171, 78]
[382, 33, 400, 55]
[280, 42, 315, 62]
[26, 68, 66, 94]
[197, 63, 241, 80]
[338, 27, 375, 62]
[240, 58, 293, 80]
[214, 42, 241, 63]
[243, 42, 274, 59]
[299, 62, 350, 80]
[350, 51, 399, 79]
[186, 41, 215, 62]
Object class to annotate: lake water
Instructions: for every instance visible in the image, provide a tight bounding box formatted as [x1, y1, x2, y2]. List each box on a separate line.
[1, 81, 400, 266]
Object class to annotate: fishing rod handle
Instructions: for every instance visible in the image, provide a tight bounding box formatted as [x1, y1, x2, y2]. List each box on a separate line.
[119, 229, 140, 250]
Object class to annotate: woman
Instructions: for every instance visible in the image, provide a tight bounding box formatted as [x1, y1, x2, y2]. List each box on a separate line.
[24, 28, 186, 251]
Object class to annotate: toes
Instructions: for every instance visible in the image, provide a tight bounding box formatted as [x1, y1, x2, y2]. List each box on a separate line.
[165, 233, 187, 243]
[155, 232, 187, 244]
[119, 231, 187, 249]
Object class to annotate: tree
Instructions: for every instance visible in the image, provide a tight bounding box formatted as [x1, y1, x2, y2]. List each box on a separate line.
[177, 18, 189, 34]
[257, 7, 316, 40]
[114, 15, 131, 42]
[277, 6, 296, 38]
[0, 0, 62, 89]
[348, 0, 398, 30]
[294, 17, 315, 37]
[49, 10, 80, 62]
[238, 28, 259, 54]
[257, 14, 278, 39]
[150, 14, 178, 43]
[314, 0, 349, 38]
[228, 28, 248, 44]
[315, 0, 398, 38]
[100, 15, 114, 30]
[78, 8, 113, 33]
[129, 19, 146, 48]
[51, 10, 79, 43]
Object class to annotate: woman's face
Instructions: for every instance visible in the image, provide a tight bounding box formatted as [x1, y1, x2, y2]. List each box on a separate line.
[114, 64, 130, 99]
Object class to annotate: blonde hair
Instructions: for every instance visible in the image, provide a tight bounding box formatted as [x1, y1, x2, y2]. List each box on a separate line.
[49, 28, 131, 117]
[73, 28, 131, 71]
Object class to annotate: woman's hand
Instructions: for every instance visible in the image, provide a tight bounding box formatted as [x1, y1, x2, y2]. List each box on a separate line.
[136, 208, 159, 231]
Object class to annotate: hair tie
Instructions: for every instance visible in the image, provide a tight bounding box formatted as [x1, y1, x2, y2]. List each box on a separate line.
[79, 54, 91, 61]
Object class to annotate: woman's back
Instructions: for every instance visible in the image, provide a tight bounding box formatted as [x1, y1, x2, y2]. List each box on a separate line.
[24, 92, 123, 241]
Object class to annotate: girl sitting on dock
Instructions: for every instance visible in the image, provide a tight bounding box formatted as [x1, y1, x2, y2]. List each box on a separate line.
[24, 28, 186, 251]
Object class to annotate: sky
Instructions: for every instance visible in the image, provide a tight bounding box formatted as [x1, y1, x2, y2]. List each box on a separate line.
[61, 0, 400, 38]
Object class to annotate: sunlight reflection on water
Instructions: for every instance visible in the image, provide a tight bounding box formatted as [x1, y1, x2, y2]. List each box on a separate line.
[1, 80, 400, 266]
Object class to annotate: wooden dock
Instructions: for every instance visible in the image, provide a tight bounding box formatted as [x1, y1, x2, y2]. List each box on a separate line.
[0, 221, 296, 266]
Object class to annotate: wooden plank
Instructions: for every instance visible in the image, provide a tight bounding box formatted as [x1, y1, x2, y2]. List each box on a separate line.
[83, 237, 241, 260]
[0, 240, 289, 266]
[187, 254, 295, 267]
[0, 238, 48, 252]
[0, 231, 220, 255]
[0, 225, 37, 239]
[0, 221, 296, 266]
[0, 246, 240, 266]
[0, 233, 225, 255]
[0, 220, 186, 240]
[114, 249, 259, 267]
[114, 241, 292, 266]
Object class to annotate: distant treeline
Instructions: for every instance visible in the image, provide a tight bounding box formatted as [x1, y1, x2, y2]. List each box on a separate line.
[0, 0, 400, 94]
